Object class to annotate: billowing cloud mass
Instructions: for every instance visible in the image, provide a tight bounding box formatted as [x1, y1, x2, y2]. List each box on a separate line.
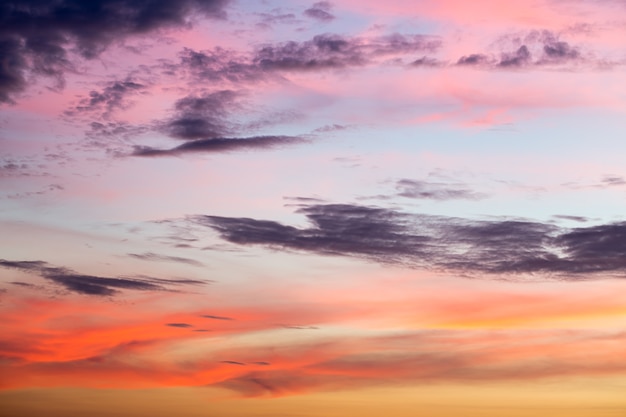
[2, 0, 626, 416]
[0, 0, 229, 103]
[197, 203, 626, 277]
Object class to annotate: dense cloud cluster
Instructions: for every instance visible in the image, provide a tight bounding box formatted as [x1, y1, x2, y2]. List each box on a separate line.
[395, 179, 486, 201]
[175, 32, 441, 83]
[195, 203, 626, 278]
[0, 259, 207, 296]
[0, 0, 229, 103]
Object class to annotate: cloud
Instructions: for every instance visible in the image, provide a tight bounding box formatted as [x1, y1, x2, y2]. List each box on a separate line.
[253, 33, 441, 71]
[256, 11, 297, 28]
[201, 315, 234, 320]
[498, 45, 532, 68]
[178, 48, 263, 83]
[175, 33, 440, 85]
[127, 90, 308, 156]
[456, 53, 493, 66]
[0, 0, 230, 103]
[221, 360, 246, 366]
[132, 135, 307, 156]
[128, 252, 204, 267]
[9, 281, 36, 288]
[0, 259, 208, 296]
[395, 179, 486, 200]
[166, 323, 194, 328]
[304, 2, 335, 22]
[281, 325, 319, 330]
[44, 273, 162, 296]
[601, 176, 626, 186]
[457, 30, 584, 69]
[161, 90, 239, 140]
[193, 203, 626, 278]
[65, 79, 146, 119]
[552, 214, 588, 223]
[213, 329, 626, 397]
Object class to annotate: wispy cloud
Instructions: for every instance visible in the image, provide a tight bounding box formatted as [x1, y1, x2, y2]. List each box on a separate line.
[201, 315, 235, 320]
[254, 33, 441, 71]
[304, 2, 335, 22]
[65, 79, 146, 119]
[214, 329, 626, 397]
[160, 90, 239, 140]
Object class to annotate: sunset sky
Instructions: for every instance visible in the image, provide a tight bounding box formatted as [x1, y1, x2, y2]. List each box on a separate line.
[1, 1, 626, 416]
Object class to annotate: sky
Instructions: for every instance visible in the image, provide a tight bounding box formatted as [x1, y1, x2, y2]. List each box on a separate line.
[1, 0, 626, 416]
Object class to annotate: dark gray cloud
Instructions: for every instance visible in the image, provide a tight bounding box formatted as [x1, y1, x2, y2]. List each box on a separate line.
[66, 79, 145, 119]
[253, 33, 441, 71]
[395, 179, 486, 201]
[201, 315, 234, 320]
[132, 135, 306, 157]
[196, 204, 434, 262]
[193, 203, 626, 278]
[304, 2, 335, 22]
[601, 176, 626, 187]
[0, 259, 208, 296]
[9, 281, 36, 287]
[312, 124, 347, 133]
[0, 0, 230, 103]
[221, 360, 246, 366]
[128, 251, 204, 267]
[256, 11, 297, 28]
[161, 90, 238, 140]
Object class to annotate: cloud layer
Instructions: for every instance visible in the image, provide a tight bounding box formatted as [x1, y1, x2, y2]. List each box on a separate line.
[196, 203, 626, 278]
